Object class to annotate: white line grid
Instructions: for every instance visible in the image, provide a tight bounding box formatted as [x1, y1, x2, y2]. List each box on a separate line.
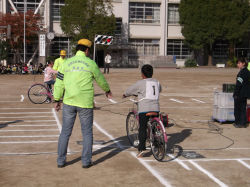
[0, 108, 61, 152]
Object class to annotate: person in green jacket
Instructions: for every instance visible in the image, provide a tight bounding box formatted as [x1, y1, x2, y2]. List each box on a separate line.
[248, 61, 250, 71]
[54, 38, 112, 168]
[53, 50, 67, 71]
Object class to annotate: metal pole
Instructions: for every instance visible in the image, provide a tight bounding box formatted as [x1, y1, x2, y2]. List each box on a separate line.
[93, 35, 96, 62]
[24, 0, 27, 64]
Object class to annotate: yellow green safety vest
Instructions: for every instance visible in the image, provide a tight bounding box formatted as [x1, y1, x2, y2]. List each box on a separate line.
[53, 50, 110, 108]
[53, 57, 66, 71]
[248, 62, 250, 71]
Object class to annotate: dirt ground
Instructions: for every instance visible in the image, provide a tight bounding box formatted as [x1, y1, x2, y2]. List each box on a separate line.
[0, 67, 250, 187]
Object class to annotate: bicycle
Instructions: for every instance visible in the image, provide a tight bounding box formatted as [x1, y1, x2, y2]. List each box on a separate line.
[126, 97, 168, 161]
[27, 83, 53, 104]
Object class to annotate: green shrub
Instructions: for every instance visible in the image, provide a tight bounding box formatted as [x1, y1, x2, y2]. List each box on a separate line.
[185, 59, 197, 67]
[226, 56, 237, 67]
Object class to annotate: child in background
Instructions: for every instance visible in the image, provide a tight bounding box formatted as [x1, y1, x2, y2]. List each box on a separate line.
[44, 61, 57, 102]
[123, 64, 162, 157]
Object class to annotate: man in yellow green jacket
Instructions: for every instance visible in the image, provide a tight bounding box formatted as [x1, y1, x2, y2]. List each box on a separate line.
[248, 61, 250, 71]
[54, 39, 112, 168]
[53, 50, 67, 71]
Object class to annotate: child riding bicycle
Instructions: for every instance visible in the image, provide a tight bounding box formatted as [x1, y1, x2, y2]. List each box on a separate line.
[123, 64, 162, 158]
[44, 61, 57, 102]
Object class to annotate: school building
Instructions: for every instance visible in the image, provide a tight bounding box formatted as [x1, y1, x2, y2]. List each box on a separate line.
[0, 0, 249, 67]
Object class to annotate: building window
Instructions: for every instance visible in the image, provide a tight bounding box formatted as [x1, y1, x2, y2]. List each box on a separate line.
[129, 2, 160, 24]
[129, 39, 159, 56]
[50, 37, 70, 57]
[115, 18, 122, 36]
[168, 4, 179, 24]
[167, 39, 191, 59]
[52, 0, 65, 21]
[10, 0, 40, 12]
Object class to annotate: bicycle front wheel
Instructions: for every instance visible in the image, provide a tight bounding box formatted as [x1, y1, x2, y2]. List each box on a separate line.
[126, 112, 139, 148]
[28, 84, 49, 104]
[149, 120, 167, 161]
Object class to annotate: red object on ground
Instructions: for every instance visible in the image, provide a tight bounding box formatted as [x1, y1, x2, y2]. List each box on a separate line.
[247, 105, 250, 122]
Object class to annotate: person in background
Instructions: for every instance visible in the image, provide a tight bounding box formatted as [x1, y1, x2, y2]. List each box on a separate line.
[53, 39, 112, 168]
[248, 58, 250, 71]
[233, 58, 250, 128]
[44, 61, 57, 91]
[53, 50, 67, 71]
[104, 52, 111, 74]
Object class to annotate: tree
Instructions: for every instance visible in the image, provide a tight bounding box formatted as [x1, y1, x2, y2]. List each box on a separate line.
[0, 11, 41, 64]
[179, 0, 250, 66]
[60, 0, 116, 45]
[0, 40, 10, 61]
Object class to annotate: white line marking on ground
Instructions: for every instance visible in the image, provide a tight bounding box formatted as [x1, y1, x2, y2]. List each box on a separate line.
[227, 148, 250, 150]
[0, 152, 58, 155]
[108, 98, 118, 104]
[0, 135, 59, 138]
[0, 120, 56, 123]
[189, 161, 228, 187]
[52, 109, 62, 132]
[167, 154, 191, 170]
[237, 160, 250, 170]
[0, 116, 53, 118]
[0, 101, 20, 103]
[0, 108, 51, 110]
[131, 152, 172, 187]
[8, 124, 57, 127]
[0, 141, 58, 144]
[0, 129, 58, 132]
[0, 112, 51, 114]
[20, 95, 24, 102]
[93, 121, 172, 187]
[170, 98, 184, 103]
[52, 109, 71, 154]
[161, 93, 168, 97]
[191, 98, 205, 103]
[179, 158, 250, 162]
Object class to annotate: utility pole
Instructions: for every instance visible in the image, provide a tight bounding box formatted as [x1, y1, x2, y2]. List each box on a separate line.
[24, 0, 27, 64]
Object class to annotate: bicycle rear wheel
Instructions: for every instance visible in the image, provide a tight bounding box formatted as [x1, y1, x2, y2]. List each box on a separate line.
[149, 120, 167, 161]
[126, 112, 139, 148]
[28, 84, 49, 104]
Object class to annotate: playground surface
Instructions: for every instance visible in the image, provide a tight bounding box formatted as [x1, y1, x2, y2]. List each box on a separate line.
[0, 67, 250, 187]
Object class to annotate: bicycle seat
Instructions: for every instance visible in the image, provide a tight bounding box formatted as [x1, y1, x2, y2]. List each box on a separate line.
[146, 112, 158, 117]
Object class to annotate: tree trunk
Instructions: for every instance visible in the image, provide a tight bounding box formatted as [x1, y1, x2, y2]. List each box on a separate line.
[207, 44, 213, 66]
[229, 43, 234, 60]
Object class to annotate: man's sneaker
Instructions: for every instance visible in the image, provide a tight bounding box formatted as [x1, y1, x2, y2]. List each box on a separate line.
[136, 151, 146, 158]
[82, 162, 93, 169]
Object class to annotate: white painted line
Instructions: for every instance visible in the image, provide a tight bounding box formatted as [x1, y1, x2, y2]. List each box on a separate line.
[94, 121, 172, 187]
[170, 98, 184, 103]
[0, 141, 58, 144]
[108, 98, 118, 104]
[191, 98, 205, 103]
[0, 112, 51, 114]
[179, 158, 250, 162]
[0, 116, 53, 118]
[93, 121, 122, 149]
[52, 108, 71, 154]
[0, 108, 51, 110]
[52, 109, 62, 132]
[237, 160, 250, 170]
[0, 152, 57, 155]
[161, 93, 168, 97]
[0, 120, 56, 123]
[0, 101, 20, 103]
[167, 154, 191, 170]
[131, 152, 172, 187]
[189, 161, 228, 187]
[0, 135, 59, 138]
[20, 95, 24, 102]
[227, 148, 250, 150]
[0, 129, 58, 132]
[8, 124, 57, 127]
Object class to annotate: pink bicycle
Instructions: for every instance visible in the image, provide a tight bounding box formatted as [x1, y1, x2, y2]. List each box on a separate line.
[126, 98, 168, 161]
[28, 83, 53, 104]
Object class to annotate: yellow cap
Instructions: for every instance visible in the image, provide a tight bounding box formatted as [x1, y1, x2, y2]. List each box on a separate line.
[60, 50, 66, 56]
[78, 39, 92, 48]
